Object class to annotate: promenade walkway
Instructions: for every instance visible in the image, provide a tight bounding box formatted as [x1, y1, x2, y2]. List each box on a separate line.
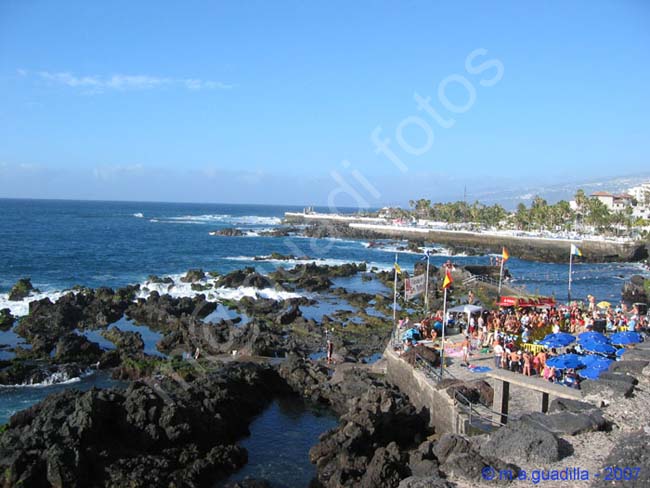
[434, 341, 581, 423]
[486, 368, 581, 425]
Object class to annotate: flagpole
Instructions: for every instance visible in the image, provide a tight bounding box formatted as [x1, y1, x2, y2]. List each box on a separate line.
[440, 286, 447, 377]
[424, 252, 430, 312]
[568, 249, 573, 304]
[498, 256, 504, 295]
[393, 254, 398, 323]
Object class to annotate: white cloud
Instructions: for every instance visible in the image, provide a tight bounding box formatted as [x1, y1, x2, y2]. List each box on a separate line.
[34, 71, 232, 93]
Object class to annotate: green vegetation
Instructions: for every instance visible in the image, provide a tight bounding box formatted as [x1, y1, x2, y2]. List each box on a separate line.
[398, 189, 648, 237]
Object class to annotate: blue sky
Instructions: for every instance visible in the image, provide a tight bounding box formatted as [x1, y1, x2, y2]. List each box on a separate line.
[1, 0, 649, 207]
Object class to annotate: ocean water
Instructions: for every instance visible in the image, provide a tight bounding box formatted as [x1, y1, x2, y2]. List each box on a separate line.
[0, 371, 126, 424]
[218, 397, 338, 488]
[1, 198, 646, 309]
[0, 198, 649, 486]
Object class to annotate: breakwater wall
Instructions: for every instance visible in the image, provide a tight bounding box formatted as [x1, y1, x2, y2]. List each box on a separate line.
[284, 213, 648, 263]
[384, 346, 460, 434]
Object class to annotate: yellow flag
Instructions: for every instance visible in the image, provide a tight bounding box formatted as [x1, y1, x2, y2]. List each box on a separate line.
[394, 263, 402, 274]
[442, 270, 453, 289]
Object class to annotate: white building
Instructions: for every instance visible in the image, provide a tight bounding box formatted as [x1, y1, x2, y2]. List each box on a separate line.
[590, 191, 633, 212]
[627, 182, 650, 205]
[626, 181, 650, 219]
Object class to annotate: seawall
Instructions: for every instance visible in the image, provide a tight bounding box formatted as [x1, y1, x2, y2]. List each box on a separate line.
[284, 213, 648, 263]
[384, 346, 460, 434]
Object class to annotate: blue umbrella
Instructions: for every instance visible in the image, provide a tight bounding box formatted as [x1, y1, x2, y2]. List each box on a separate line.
[579, 355, 613, 370]
[580, 341, 616, 355]
[546, 353, 582, 370]
[610, 331, 643, 345]
[578, 331, 609, 344]
[615, 348, 626, 357]
[540, 332, 576, 347]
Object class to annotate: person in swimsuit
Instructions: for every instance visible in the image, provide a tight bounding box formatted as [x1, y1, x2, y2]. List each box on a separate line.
[461, 335, 470, 365]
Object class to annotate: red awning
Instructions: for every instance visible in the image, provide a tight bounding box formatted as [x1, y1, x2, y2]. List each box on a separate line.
[497, 296, 556, 308]
[497, 296, 519, 307]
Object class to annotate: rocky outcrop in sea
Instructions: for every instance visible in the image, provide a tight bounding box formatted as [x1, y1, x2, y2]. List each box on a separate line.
[0, 363, 289, 487]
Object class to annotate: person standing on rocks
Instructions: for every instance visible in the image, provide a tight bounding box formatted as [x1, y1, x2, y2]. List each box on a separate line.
[327, 339, 334, 364]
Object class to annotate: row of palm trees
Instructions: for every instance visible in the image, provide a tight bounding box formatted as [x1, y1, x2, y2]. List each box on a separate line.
[403, 190, 643, 235]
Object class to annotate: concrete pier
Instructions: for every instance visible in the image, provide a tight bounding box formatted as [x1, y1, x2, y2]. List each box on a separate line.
[486, 369, 582, 425]
[283, 212, 648, 263]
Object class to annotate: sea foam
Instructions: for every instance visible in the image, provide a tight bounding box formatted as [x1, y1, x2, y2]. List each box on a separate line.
[0, 289, 73, 318]
[157, 214, 281, 226]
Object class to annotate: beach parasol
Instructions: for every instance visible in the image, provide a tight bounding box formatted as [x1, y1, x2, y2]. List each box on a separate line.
[539, 332, 576, 348]
[578, 355, 614, 370]
[597, 301, 612, 309]
[580, 341, 616, 355]
[546, 353, 582, 370]
[578, 331, 609, 344]
[610, 331, 643, 345]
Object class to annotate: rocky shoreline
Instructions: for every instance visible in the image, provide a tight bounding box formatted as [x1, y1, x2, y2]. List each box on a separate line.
[1, 264, 649, 487]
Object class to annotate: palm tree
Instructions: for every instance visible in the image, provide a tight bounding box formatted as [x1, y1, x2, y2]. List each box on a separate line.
[574, 189, 588, 214]
[530, 195, 548, 230]
[514, 203, 530, 230]
[585, 198, 611, 231]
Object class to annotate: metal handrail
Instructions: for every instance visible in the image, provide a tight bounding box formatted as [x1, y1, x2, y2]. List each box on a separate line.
[451, 387, 509, 429]
[414, 352, 457, 381]
[412, 352, 507, 432]
[463, 274, 527, 294]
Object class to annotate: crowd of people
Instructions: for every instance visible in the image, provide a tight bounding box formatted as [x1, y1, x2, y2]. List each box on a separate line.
[399, 296, 648, 387]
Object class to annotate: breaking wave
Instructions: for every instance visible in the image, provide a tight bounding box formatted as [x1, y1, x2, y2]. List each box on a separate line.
[153, 214, 282, 226]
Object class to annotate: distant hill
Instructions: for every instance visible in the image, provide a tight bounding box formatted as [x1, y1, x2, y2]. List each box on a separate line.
[471, 172, 650, 209]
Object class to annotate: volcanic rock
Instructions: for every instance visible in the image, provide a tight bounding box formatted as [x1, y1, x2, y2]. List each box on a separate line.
[309, 374, 430, 487]
[54, 333, 102, 364]
[0, 363, 284, 487]
[101, 328, 145, 353]
[609, 360, 649, 375]
[581, 377, 635, 401]
[517, 410, 607, 436]
[480, 420, 563, 465]
[14, 286, 137, 354]
[8, 277, 37, 301]
[218, 268, 273, 289]
[212, 228, 244, 237]
[180, 269, 206, 283]
[0, 308, 15, 331]
[398, 476, 453, 488]
[592, 429, 650, 487]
